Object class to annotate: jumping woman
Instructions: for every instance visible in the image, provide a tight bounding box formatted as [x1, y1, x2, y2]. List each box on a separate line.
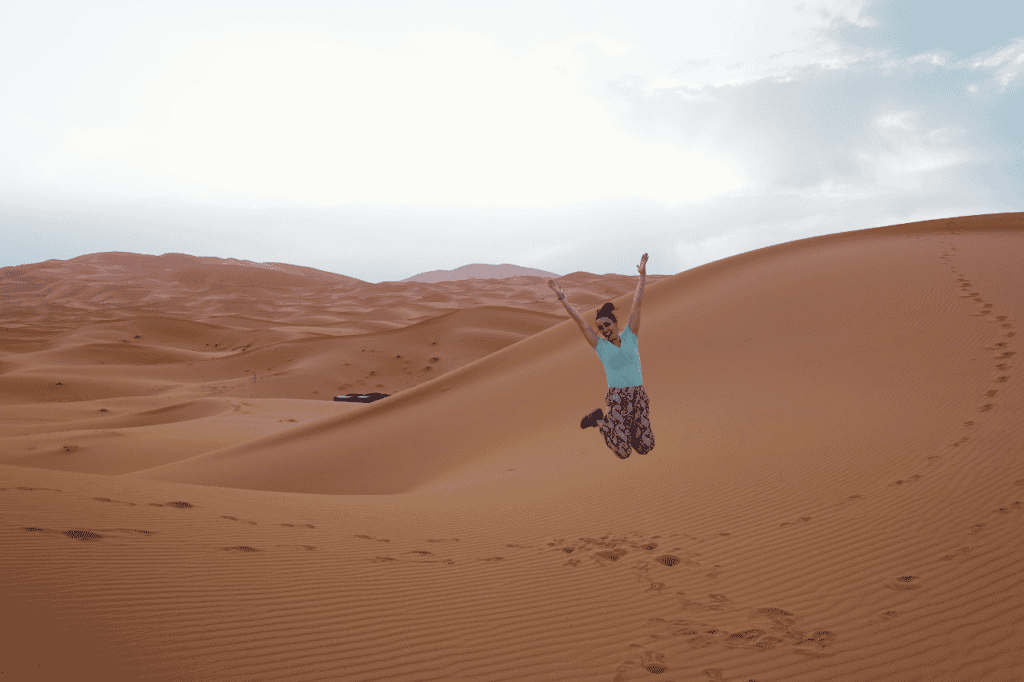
[548, 253, 655, 459]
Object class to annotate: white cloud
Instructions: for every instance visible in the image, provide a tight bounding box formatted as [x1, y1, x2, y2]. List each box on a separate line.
[970, 37, 1024, 91]
[854, 111, 983, 190]
[796, 0, 877, 29]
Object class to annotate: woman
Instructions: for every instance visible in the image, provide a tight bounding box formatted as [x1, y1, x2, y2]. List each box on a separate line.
[548, 253, 655, 459]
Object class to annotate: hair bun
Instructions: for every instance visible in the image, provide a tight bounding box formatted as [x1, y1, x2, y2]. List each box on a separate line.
[596, 302, 617, 324]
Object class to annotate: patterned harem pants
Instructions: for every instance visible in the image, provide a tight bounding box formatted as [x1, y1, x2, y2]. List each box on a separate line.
[598, 384, 655, 459]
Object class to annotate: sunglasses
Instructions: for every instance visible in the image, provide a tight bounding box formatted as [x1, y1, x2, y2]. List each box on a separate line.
[597, 322, 614, 330]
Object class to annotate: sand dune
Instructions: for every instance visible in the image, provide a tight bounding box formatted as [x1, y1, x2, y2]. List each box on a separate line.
[2, 214, 1024, 681]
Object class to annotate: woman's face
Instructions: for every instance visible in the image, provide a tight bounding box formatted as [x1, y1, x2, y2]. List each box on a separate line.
[596, 317, 619, 343]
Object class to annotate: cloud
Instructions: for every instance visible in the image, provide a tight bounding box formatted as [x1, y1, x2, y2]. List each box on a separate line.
[969, 37, 1024, 91]
[795, 0, 877, 29]
[612, 42, 1016, 199]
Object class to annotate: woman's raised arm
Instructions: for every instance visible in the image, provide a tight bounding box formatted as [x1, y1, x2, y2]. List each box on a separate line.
[549, 280, 600, 347]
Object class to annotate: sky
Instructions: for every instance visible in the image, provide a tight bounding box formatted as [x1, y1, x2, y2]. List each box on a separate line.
[1, 0, 1022, 283]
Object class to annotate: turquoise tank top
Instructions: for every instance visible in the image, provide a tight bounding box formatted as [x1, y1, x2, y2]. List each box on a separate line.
[594, 326, 643, 388]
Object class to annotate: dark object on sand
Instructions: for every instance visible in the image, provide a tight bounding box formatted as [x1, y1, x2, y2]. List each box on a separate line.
[580, 408, 603, 429]
[334, 393, 390, 403]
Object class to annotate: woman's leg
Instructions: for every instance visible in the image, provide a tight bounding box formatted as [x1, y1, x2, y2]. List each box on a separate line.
[598, 388, 633, 458]
[626, 385, 656, 454]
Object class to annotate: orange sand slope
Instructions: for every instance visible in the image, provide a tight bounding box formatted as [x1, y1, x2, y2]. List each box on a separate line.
[2, 213, 1023, 682]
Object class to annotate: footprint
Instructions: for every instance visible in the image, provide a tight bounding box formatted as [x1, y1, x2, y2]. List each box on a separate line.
[884, 575, 921, 591]
[889, 474, 922, 486]
[755, 636, 785, 649]
[703, 668, 725, 680]
[221, 515, 257, 525]
[964, 421, 975, 427]
[756, 607, 798, 628]
[276, 543, 316, 551]
[970, 523, 987, 535]
[64, 530, 103, 540]
[596, 549, 628, 562]
[14, 486, 63, 492]
[656, 555, 681, 567]
[612, 649, 670, 682]
[425, 538, 459, 543]
[724, 629, 768, 647]
[223, 546, 261, 552]
[165, 501, 194, 509]
[686, 628, 729, 647]
[1015, 479, 1024, 487]
[848, 494, 865, 500]
[280, 523, 315, 529]
[92, 497, 136, 506]
[793, 630, 838, 656]
[355, 534, 390, 543]
[979, 404, 994, 412]
[985, 390, 998, 397]
[994, 502, 1022, 514]
[951, 436, 969, 447]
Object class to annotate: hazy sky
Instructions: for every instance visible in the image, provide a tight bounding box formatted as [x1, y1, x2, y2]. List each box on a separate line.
[2, 0, 1022, 282]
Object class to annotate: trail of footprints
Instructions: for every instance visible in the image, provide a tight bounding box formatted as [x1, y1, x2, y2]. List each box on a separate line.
[942, 231, 1017, 437]
[614, 606, 836, 681]
[933, 231, 1023, 541]
[6, 495, 321, 553]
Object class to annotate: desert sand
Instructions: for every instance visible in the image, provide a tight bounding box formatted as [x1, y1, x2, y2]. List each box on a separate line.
[2, 213, 1023, 681]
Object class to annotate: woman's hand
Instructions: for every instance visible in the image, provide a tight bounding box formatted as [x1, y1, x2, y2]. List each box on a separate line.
[548, 279, 565, 299]
[638, 252, 648, 276]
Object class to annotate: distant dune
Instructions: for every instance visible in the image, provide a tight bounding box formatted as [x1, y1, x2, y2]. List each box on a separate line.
[400, 262, 562, 283]
[2, 212, 1024, 682]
